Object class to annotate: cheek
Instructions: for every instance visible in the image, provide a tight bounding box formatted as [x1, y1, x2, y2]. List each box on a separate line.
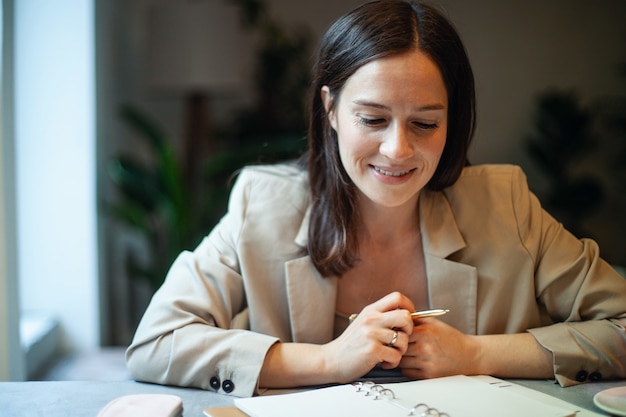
[436, 136, 447, 157]
[427, 130, 447, 159]
[336, 134, 352, 167]
[336, 131, 368, 178]
[337, 125, 369, 162]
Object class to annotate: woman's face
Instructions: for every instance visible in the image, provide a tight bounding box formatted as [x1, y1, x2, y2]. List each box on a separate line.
[322, 49, 448, 210]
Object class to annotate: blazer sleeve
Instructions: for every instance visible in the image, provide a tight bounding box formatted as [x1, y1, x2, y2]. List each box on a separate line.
[509, 167, 626, 386]
[125, 169, 279, 397]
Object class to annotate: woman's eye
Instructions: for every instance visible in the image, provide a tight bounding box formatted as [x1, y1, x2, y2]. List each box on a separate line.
[414, 121, 438, 130]
[358, 117, 386, 126]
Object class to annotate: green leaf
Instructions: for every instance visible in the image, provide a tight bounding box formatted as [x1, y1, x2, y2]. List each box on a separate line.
[119, 105, 167, 151]
[105, 201, 153, 236]
[108, 156, 164, 212]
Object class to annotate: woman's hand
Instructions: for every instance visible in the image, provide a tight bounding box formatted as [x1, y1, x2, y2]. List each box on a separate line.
[321, 291, 415, 383]
[399, 317, 479, 379]
[259, 292, 415, 388]
[399, 319, 554, 380]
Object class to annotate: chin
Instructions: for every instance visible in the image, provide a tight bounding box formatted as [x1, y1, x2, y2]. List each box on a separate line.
[365, 190, 420, 209]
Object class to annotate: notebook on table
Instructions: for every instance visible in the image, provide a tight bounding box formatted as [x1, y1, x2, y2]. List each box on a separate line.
[205, 375, 586, 417]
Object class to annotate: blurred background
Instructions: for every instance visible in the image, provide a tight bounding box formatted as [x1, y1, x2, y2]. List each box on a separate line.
[1, 0, 625, 382]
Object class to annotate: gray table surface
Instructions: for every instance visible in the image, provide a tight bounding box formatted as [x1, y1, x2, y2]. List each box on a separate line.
[0, 378, 624, 417]
[0, 380, 232, 417]
[511, 378, 624, 415]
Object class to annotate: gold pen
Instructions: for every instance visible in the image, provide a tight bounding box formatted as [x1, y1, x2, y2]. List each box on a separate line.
[411, 308, 450, 318]
[348, 308, 449, 323]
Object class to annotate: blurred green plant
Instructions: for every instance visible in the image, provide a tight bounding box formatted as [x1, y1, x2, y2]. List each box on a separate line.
[227, 0, 312, 144]
[525, 89, 604, 237]
[592, 92, 626, 193]
[107, 0, 310, 291]
[526, 83, 626, 252]
[107, 106, 193, 291]
[108, 107, 306, 292]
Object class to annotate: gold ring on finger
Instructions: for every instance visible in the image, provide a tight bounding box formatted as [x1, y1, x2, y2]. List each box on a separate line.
[388, 330, 398, 347]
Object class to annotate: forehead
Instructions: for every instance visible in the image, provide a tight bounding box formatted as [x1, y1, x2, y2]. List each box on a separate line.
[340, 49, 447, 107]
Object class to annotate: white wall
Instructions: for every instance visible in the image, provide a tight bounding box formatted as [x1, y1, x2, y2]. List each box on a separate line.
[15, 0, 98, 352]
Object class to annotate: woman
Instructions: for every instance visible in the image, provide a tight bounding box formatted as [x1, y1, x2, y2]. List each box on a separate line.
[126, 0, 626, 397]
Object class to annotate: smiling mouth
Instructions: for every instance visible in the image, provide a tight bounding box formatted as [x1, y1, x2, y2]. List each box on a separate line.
[372, 166, 414, 177]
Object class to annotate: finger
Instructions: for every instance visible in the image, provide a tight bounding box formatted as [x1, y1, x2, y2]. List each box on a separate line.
[368, 291, 416, 315]
[387, 329, 399, 347]
[354, 309, 413, 336]
[400, 365, 425, 380]
[379, 343, 404, 369]
[399, 350, 428, 376]
[410, 317, 440, 341]
[370, 326, 400, 346]
[412, 316, 439, 325]
[397, 350, 426, 375]
[360, 313, 412, 351]
[383, 329, 410, 355]
[385, 309, 414, 335]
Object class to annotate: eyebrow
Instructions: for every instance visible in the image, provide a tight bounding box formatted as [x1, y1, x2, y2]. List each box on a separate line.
[353, 99, 446, 112]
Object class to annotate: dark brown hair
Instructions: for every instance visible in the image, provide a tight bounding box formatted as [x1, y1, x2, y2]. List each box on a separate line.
[306, 0, 476, 277]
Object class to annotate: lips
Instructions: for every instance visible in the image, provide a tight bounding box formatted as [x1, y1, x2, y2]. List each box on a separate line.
[372, 165, 414, 177]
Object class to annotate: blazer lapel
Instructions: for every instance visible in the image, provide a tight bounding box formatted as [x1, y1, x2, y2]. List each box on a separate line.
[420, 190, 478, 334]
[285, 206, 337, 344]
[284, 190, 478, 343]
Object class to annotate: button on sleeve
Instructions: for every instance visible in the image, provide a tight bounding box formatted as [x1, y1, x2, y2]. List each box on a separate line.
[589, 371, 602, 382]
[222, 380, 235, 393]
[575, 370, 588, 382]
[210, 376, 221, 390]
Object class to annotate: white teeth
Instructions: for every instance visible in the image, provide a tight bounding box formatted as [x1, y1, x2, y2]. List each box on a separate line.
[373, 166, 411, 177]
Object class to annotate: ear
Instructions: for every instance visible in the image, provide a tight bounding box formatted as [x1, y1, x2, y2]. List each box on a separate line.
[321, 86, 338, 131]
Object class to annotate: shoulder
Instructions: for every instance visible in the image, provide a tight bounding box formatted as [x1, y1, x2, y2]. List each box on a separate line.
[236, 162, 307, 184]
[439, 164, 538, 237]
[230, 163, 308, 204]
[234, 162, 307, 189]
[227, 162, 310, 227]
[444, 164, 530, 204]
[455, 164, 527, 187]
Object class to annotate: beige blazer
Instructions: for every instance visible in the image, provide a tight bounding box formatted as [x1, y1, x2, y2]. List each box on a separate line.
[126, 163, 626, 397]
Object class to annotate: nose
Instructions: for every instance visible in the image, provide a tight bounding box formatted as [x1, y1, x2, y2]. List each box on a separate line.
[379, 124, 414, 161]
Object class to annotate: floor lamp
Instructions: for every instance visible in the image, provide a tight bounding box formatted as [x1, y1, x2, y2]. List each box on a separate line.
[144, 0, 245, 189]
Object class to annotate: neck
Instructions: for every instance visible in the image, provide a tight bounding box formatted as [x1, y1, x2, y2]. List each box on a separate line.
[356, 193, 421, 247]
